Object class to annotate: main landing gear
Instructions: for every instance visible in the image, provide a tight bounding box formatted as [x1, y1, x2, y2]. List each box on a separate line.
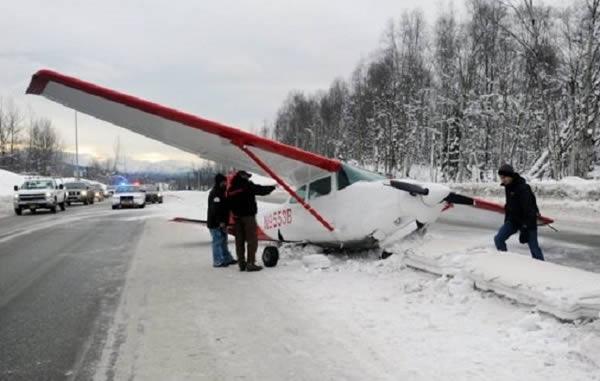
[262, 246, 279, 268]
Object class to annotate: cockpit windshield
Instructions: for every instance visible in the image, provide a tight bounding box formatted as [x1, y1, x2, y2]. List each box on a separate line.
[337, 163, 386, 190]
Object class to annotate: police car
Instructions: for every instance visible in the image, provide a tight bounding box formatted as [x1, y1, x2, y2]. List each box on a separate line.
[111, 184, 146, 209]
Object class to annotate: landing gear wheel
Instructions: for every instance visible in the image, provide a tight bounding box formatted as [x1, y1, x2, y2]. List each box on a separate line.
[262, 246, 279, 268]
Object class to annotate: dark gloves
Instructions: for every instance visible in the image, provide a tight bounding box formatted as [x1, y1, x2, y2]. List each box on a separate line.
[519, 228, 529, 244]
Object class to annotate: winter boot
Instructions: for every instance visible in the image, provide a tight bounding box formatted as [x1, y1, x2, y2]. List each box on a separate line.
[238, 261, 246, 272]
[245, 263, 263, 272]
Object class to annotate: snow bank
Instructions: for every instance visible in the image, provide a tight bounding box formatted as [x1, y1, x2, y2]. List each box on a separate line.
[0, 169, 24, 216]
[450, 177, 600, 201]
[0, 168, 23, 197]
[466, 252, 600, 321]
[392, 237, 600, 321]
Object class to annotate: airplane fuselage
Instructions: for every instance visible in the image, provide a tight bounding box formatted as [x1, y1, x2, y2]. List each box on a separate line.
[256, 177, 451, 250]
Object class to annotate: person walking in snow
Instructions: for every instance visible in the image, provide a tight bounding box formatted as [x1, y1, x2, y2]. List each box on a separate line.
[227, 170, 276, 272]
[494, 164, 545, 261]
[207, 173, 236, 267]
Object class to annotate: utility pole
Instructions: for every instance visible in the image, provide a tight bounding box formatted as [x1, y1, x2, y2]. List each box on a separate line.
[75, 111, 79, 179]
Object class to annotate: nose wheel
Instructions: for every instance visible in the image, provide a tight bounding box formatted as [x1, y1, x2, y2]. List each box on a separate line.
[262, 246, 279, 267]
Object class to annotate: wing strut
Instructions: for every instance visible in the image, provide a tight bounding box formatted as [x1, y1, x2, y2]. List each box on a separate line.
[237, 144, 335, 232]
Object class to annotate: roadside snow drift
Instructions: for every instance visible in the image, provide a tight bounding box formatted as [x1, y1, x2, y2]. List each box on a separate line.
[0, 169, 23, 197]
[395, 236, 600, 321]
[466, 252, 600, 321]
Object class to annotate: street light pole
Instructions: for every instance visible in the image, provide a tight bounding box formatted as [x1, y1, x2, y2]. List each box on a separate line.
[75, 111, 79, 179]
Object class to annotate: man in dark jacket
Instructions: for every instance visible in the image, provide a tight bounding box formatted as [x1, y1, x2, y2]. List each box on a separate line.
[493, 164, 545, 261]
[207, 173, 236, 267]
[227, 170, 276, 272]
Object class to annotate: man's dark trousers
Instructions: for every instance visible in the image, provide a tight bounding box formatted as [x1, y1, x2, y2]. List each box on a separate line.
[494, 221, 545, 261]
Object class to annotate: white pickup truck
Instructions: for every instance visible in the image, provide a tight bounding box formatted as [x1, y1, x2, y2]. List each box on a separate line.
[13, 177, 67, 215]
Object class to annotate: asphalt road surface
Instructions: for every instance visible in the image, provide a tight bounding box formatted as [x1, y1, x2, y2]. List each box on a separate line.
[0, 203, 146, 381]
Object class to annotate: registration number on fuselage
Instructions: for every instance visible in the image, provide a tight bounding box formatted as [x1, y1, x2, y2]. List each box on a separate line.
[263, 208, 292, 230]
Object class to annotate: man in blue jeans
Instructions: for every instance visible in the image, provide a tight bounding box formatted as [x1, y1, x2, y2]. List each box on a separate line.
[494, 164, 544, 261]
[207, 173, 236, 267]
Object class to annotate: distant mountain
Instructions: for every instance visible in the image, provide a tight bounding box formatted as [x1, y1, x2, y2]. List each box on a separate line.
[121, 158, 199, 174]
[61, 152, 200, 174]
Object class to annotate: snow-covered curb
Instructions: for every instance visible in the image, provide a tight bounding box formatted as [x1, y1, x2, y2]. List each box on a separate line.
[393, 237, 600, 321]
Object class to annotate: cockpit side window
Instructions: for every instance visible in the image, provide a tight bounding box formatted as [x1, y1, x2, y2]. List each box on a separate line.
[308, 176, 332, 200]
[337, 169, 351, 191]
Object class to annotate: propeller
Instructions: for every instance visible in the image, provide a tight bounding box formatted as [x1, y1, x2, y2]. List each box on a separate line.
[443, 192, 475, 206]
[389, 180, 429, 196]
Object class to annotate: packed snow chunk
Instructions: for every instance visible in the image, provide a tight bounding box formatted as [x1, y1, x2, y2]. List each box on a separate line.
[396, 234, 476, 276]
[517, 313, 543, 332]
[302, 254, 331, 270]
[465, 251, 600, 321]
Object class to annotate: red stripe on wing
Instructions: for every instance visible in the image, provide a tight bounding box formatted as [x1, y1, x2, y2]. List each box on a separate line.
[473, 198, 554, 225]
[26, 69, 342, 173]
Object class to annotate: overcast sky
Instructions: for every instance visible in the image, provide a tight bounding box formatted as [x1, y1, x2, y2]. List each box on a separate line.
[2, 0, 464, 164]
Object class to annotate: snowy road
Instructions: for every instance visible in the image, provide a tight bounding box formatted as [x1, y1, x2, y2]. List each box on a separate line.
[1, 192, 599, 380]
[0, 203, 146, 380]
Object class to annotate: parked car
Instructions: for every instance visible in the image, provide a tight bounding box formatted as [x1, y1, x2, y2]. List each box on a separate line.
[111, 185, 146, 209]
[65, 181, 95, 205]
[142, 184, 164, 204]
[91, 183, 105, 202]
[13, 177, 67, 215]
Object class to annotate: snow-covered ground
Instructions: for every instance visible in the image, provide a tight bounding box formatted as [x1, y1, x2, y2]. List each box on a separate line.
[91, 191, 600, 380]
[450, 176, 600, 202]
[0, 169, 24, 216]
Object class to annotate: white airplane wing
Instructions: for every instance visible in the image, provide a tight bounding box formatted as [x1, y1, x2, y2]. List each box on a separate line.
[26, 69, 340, 186]
[26, 69, 338, 231]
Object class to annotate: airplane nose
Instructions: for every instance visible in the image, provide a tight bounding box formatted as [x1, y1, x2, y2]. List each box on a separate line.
[421, 184, 451, 206]
[389, 180, 450, 206]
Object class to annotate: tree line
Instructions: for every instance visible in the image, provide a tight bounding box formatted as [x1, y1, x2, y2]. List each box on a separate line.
[271, 0, 600, 181]
[0, 97, 66, 176]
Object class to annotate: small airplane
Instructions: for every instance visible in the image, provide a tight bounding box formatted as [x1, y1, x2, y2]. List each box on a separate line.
[26, 69, 554, 266]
